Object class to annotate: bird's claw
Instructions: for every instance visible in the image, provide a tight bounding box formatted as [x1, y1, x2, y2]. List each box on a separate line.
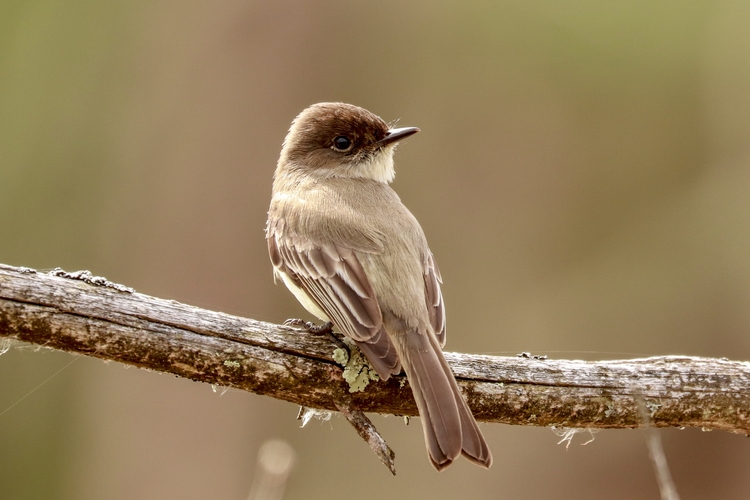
[283, 319, 334, 335]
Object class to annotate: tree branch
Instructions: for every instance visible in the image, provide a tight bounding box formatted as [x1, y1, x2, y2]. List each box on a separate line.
[1, 263, 749, 458]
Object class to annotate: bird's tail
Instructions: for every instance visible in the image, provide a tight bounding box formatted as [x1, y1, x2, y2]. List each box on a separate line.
[396, 328, 492, 471]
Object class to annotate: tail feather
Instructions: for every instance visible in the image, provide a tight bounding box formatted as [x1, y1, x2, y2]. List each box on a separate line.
[406, 335, 462, 469]
[398, 328, 492, 471]
[456, 392, 493, 467]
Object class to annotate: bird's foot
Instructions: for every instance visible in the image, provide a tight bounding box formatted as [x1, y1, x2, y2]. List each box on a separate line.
[284, 319, 347, 351]
[283, 319, 334, 335]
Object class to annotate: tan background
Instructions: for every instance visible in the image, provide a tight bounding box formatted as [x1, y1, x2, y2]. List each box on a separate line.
[2, 1, 750, 498]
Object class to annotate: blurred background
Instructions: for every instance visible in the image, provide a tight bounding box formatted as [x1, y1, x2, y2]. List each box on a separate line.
[1, 0, 750, 498]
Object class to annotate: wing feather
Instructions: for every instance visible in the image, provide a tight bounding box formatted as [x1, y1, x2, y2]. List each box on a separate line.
[268, 224, 400, 378]
[424, 253, 447, 347]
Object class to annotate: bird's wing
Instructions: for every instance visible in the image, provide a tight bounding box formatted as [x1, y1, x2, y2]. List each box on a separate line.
[424, 252, 447, 347]
[268, 221, 400, 379]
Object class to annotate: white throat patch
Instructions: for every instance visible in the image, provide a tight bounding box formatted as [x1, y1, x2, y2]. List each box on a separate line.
[351, 146, 396, 183]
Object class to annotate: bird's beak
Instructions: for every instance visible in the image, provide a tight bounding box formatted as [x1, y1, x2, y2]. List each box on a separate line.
[377, 127, 420, 147]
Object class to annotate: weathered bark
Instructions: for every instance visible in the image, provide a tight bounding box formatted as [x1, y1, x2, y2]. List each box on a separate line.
[1, 263, 749, 437]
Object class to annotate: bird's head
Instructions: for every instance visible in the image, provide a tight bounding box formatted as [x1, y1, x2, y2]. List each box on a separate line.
[277, 102, 419, 183]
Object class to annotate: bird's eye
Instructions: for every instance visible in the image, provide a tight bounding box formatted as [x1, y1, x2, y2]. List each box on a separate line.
[333, 136, 352, 151]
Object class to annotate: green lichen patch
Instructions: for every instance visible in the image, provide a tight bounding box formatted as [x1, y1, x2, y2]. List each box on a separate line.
[333, 337, 379, 393]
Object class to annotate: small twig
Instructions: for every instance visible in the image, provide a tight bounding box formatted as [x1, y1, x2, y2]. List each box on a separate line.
[334, 399, 396, 475]
[637, 397, 680, 500]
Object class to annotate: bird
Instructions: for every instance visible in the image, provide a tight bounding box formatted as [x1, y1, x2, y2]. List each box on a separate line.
[266, 102, 492, 471]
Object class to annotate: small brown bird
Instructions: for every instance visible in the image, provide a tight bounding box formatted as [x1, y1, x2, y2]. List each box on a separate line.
[266, 102, 492, 471]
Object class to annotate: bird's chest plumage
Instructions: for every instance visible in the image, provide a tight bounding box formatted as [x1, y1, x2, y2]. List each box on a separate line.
[270, 177, 431, 326]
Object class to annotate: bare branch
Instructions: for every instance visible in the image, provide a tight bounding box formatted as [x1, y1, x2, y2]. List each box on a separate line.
[1, 263, 750, 441]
